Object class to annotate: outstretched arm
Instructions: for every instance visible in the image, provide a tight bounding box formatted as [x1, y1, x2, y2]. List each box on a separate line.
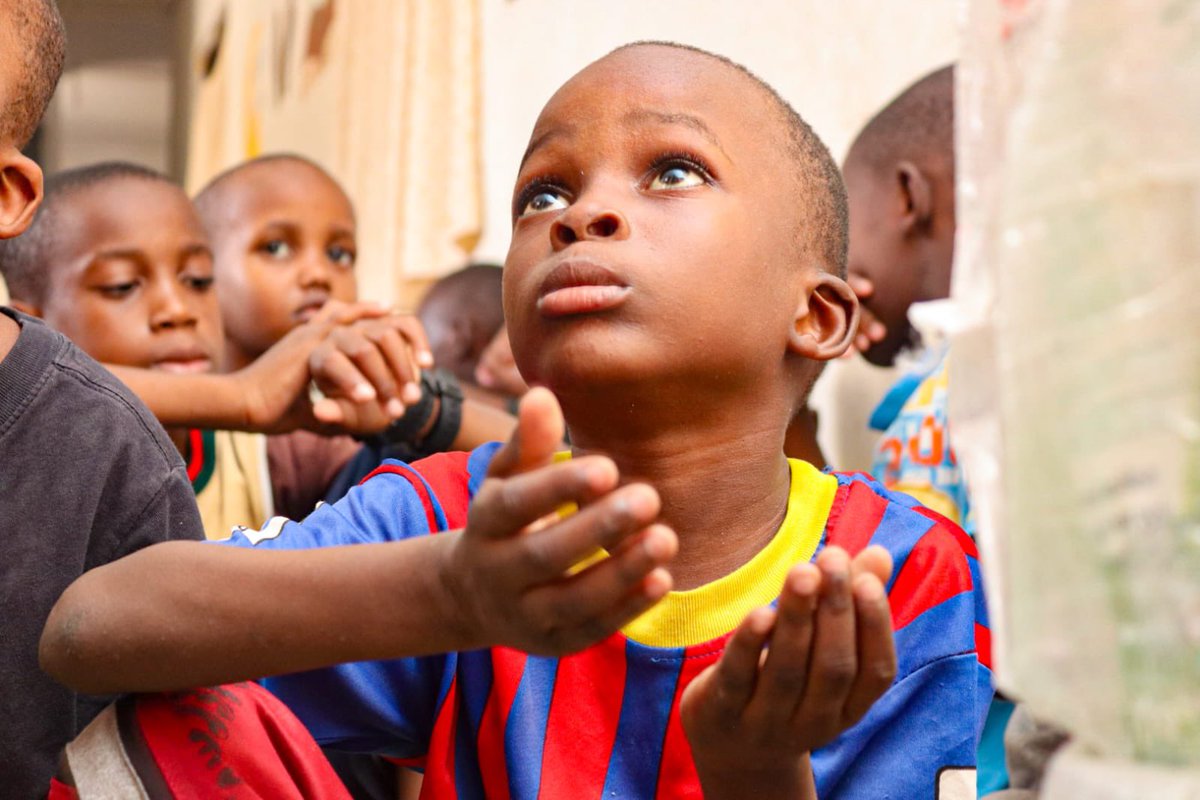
[109, 303, 430, 434]
[40, 389, 676, 694]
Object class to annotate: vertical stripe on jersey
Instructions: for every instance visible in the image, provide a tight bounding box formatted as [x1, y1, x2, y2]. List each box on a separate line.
[452, 650, 494, 797]
[823, 479, 890, 556]
[476, 648, 527, 800]
[537, 636, 628, 798]
[652, 643, 720, 800]
[600, 640, 685, 797]
[423, 677, 460, 798]
[504, 655, 558, 799]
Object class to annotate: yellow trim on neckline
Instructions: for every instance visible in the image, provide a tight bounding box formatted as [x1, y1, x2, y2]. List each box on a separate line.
[554, 454, 837, 649]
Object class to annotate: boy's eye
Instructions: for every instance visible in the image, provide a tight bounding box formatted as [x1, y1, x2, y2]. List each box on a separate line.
[261, 240, 292, 259]
[648, 162, 707, 191]
[518, 189, 568, 219]
[184, 275, 214, 292]
[97, 281, 138, 299]
[328, 245, 356, 269]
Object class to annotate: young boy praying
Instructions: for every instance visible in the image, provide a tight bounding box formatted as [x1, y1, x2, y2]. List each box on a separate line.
[42, 43, 989, 800]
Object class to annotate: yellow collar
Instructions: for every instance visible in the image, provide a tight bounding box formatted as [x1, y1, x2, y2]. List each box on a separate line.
[557, 455, 837, 649]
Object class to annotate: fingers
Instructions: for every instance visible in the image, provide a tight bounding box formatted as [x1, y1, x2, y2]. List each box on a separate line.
[485, 388, 565, 478]
[469, 456, 620, 540]
[386, 314, 434, 371]
[850, 545, 893, 586]
[695, 607, 776, 719]
[330, 326, 402, 413]
[847, 274, 874, 299]
[853, 308, 887, 354]
[523, 524, 677, 648]
[322, 300, 388, 326]
[502, 482, 661, 577]
[842, 570, 896, 723]
[311, 347, 378, 404]
[800, 547, 858, 726]
[751, 563, 820, 721]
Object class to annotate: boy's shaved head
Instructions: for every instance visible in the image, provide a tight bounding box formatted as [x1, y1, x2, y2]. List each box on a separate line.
[0, 162, 168, 304]
[612, 41, 848, 277]
[843, 65, 956, 367]
[191, 152, 357, 366]
[193, 153, 350, 228]
[847, 65, 954, 177]
[418, 263, 504, 383]
[0, 0, 66, 148]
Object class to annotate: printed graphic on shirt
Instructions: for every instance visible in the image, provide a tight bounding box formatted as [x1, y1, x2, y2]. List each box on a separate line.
[870, 348, 975, 536]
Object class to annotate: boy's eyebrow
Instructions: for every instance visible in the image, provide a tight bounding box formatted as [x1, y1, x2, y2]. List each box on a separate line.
[621, 109, 731, 162]
[519, 126, 575, 171]
[90, 247, 148, 263]
[517, 109, 730, 171]
[181, 243, 214, 260]
[91, 243, 213, 262]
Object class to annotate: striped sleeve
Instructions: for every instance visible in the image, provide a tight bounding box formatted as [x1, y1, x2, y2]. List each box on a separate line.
[811, 474, 993, 799]
[212, 446, 498, 760]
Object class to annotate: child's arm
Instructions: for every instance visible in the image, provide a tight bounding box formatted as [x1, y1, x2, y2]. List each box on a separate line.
[110, 303, 431, 435]
[40, 389, 677, 694]
[680, 547, 896, 800]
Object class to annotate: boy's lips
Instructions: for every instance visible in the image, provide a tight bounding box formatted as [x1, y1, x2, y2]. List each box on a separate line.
[537, 260, 630, 318]
[153, 356, 213, 374]
[294, 295, 330, 322]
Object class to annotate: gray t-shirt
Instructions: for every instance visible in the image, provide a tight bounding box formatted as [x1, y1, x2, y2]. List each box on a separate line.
[0, 308, 205, 799]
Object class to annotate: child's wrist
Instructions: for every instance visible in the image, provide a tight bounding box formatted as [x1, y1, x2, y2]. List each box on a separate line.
[426, 530, 485, 651]
[695, 754, 814, 800]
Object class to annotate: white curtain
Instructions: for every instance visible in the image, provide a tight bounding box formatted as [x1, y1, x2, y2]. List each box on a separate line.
[185, 0, 482, 308]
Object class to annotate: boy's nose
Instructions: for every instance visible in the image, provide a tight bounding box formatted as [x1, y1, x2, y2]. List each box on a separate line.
[298, 254, 333, 288]
[150, 290, 198, 331]
[550, 206, 629, 249]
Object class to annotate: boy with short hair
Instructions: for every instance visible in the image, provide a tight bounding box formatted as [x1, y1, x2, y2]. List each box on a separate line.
[844, 64, 1014, 794]
[190, 154, 515, 514]
[0, 161, 438, 534]
[43, 43, 989, 799]
[0, 4, 208, 797]
[417, 262, 505, 387]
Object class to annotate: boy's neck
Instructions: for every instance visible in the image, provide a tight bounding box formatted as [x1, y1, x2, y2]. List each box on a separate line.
[564, 389, 795, 591]
[0, 313, 18, 364]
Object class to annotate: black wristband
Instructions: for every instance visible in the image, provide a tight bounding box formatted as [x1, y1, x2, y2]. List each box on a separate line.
[380, 373, 439, 446]
[413, 370, 464, 456]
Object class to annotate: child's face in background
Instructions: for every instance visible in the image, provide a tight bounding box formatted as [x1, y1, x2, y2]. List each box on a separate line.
[503, 46, 809, 394]
[843, 157, 924, 368]
[40, 179, 222, 372]
[209, 161, 357, 363]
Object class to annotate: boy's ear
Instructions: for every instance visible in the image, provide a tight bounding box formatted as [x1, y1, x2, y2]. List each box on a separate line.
[0, 148, 43, 239]
[896, 160, 933, 232]
[788, 273, 859, 362]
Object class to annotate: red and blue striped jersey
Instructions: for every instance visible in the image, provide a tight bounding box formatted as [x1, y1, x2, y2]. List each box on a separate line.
[222, 444, 991, 799]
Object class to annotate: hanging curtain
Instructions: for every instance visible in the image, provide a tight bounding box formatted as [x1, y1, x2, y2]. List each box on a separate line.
[185, 0, 483, 308]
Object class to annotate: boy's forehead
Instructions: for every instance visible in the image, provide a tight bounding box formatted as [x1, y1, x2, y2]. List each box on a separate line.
[533, 46, 769, 143]
[215, 161, 352, 222]
[64, 180, 201, 242]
